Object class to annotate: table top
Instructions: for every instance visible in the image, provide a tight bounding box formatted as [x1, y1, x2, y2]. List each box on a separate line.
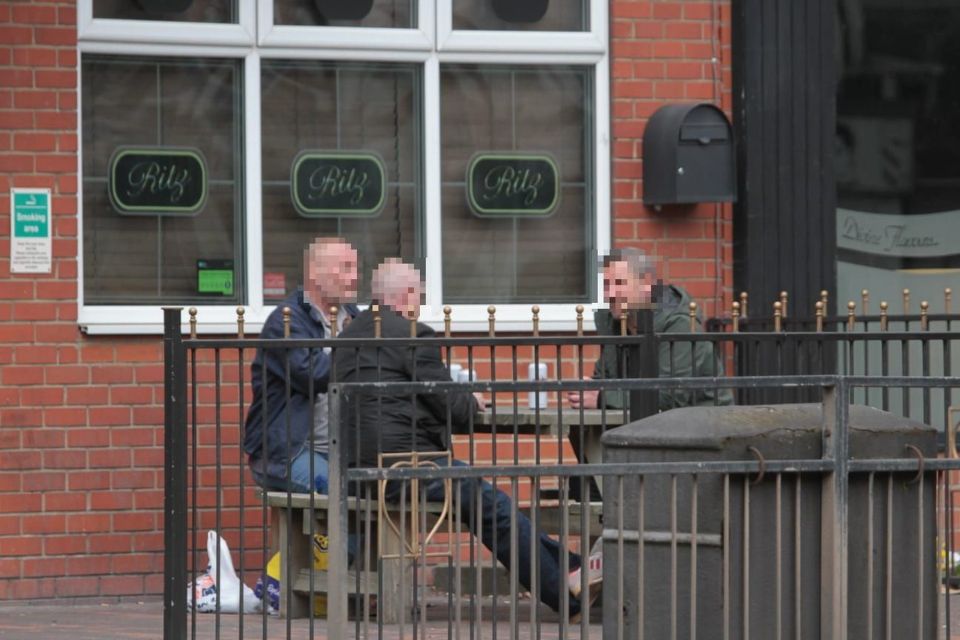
[476, 407, 629, 428]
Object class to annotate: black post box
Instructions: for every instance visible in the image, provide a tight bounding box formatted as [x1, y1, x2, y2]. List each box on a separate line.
[642, 103, 736, 206]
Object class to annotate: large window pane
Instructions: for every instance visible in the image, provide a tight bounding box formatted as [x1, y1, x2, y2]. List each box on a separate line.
[81, 56, 243, 305]
[441, 65, 594, 303]
[452, 0, 588, 31]
[93, 0, 236, 23]
[273, 0, 415, 28]
[260, 61, 422, 302]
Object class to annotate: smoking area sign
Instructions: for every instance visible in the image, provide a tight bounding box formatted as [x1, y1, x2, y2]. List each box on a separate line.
[11, 188, 52, 274]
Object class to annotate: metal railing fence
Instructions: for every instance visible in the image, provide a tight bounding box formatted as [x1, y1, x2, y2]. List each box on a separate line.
[161, 307, 960, 640]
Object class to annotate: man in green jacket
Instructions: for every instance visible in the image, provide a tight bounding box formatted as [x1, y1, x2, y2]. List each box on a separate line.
[567, 247, 733, 411]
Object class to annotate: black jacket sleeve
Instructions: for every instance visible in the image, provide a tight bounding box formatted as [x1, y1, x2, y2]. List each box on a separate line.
[408, 324, 478, 432]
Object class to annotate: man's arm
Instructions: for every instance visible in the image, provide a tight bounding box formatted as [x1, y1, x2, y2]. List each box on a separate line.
[409, 327, 477, 429]
[260, 311, 332, 396]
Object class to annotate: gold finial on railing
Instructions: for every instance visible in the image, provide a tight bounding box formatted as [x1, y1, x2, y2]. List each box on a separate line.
[372, 304, 381, 338]
[880, 301, 888, 331]
[780, 291, 788, 318]
[847, 301, 856, 330]
[487, 305, 496, 337]
[731, 301, 740, 332]
[531, 305, 540, 337]
[820, 289, 829, 312]
[921, 301, 929, 331]
[773, 301, 782, 332]
[188, 307, 198, 339]
[576, 304, 584, 337]
[902, 288, 910, 314]
[861, 289, 869, 316]
[619, 303, 628, 336]
[815, 301, 824, 332]
[329, 305, 339, 337]
[410, 313, 418, 338]
[946, 288, 953, 315]
[282, 306, 292, 338]
[688, 302, 698, 332]
[443, 305, 452, 338]
[236, 306, 245, 339]
[739, 291, 748, 318]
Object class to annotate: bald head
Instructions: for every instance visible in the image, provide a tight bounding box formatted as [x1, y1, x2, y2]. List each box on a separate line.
[371, 258, 423, 319]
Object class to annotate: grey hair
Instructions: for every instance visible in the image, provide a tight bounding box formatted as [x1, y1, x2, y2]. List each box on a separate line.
[601, 247, 656, 280]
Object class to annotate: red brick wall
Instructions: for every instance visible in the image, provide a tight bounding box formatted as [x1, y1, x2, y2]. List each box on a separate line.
[610, 0, 734, 319]
[0, 0, 736, 602]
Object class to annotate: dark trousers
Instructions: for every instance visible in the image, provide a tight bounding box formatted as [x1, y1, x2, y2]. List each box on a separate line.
[385, 459, 581, 615]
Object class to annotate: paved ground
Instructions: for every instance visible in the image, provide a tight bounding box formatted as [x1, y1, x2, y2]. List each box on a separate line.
[4, 593, 960, 639]
[0, 596, 603, 640]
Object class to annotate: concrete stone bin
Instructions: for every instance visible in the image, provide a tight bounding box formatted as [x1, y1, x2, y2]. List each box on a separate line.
[600, 403, 936, 639]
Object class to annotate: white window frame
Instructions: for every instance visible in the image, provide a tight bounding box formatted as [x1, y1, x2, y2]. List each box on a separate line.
[76, 0, 608, 335]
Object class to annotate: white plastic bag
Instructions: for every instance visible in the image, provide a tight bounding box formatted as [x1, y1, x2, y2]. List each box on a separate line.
[187, 530, 261, 614]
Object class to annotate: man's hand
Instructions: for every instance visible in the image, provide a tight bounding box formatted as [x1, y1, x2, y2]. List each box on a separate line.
[472, 392, 487, 411]
[566, 385, 600, 409]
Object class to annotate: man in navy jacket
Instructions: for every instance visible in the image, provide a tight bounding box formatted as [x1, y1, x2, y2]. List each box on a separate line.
[243, 237, 359, 493]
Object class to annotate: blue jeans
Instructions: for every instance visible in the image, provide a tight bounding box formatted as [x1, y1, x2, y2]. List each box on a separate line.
[252, 448, 329, 493]
[384, 459, 582, 615]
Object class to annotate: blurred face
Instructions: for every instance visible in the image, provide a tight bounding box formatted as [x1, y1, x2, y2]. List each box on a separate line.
[306, 240, 358, 305]
[603, 259, 652, 314]
[373, 260, 423, 319]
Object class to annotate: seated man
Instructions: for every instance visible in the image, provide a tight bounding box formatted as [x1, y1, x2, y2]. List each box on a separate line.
[243, 237, 359, 493]
[334, 258, 600, 620]
[568, 247, 734, 411]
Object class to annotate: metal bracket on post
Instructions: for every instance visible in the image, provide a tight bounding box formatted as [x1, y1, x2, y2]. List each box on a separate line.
[162, 308, 187, 640]
[820, 380, 849, 640]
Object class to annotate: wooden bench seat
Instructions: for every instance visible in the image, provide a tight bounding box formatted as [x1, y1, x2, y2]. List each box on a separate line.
[259, 489, 602, 622]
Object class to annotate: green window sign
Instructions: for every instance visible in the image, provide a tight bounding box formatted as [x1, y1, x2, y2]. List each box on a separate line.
[291, 151, 385, 217]
[108, 146, 207, 216]
[467, 153, 559, 217]
[197, 259, 234, 296]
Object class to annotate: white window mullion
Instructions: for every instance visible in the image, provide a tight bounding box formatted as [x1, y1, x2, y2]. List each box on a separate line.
[422, 53, 444, 315]
[244, 51, 264, 313]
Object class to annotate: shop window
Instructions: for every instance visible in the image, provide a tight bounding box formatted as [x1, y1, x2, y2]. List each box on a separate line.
[81, 56, 243, 306]
[92, 0, 237, 23]
[441, 64, 593, 303]
[451, 0, 588, 31]
[272, 0, 415, 28]
[260, 61, 422, 302]
[77, 0, 607, 332]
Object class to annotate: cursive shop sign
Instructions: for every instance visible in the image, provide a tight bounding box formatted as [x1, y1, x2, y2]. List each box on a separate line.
[291, 151, 385, 217]
[108, 147, 207, 216]
[467, 153, 559, 217]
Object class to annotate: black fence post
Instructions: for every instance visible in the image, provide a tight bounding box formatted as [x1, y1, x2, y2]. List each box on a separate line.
[629, 307, 659, 422]
[163, 308, 187, 640]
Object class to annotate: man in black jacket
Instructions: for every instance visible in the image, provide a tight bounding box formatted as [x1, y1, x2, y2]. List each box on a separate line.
[334, 258, 596, 619]
[243, 237, 359, 493]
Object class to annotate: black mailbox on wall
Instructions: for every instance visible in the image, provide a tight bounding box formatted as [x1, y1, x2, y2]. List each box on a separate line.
[642, 103, 736, 206]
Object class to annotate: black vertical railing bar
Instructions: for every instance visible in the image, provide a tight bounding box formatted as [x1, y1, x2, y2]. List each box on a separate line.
[881, 335, 890, 412]
[282, 346, 293, 640]
[162, 307, 188, 640]
[921, 335, 931, 429]
[258, 343, 269, 640]
[327, 383, 348, 638]
[305, 349, 316, 640]
[189, 341, 199, 640]
[235, 339, 245, 640]
[902, 327, 911, 418]
[214, 348, 222, 637]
